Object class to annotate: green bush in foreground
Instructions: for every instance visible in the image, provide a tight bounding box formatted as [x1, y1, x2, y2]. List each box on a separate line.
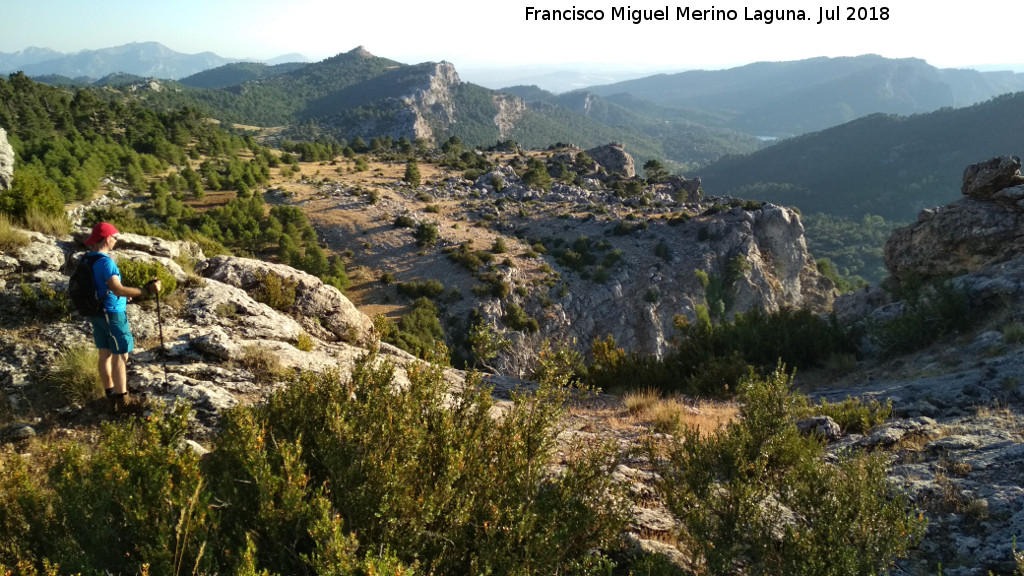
[650, 366, 925, 575]
[207, 344, 629, 575]
[0, 347, 628, 575]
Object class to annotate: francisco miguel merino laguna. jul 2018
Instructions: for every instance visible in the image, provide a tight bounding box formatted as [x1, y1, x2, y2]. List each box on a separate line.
[523, 5, 891, 25]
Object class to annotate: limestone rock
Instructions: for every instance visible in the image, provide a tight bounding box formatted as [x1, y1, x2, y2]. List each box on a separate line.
[185, 276, 303, 341]
[796, 415, 842, 441]
[14, 236, 67, 272]
[197, 256, 373, 344]
[190, 327, 242, 360]
[961, 155, 1024, 200]
[665, 175, 703, 202]
[885, 196, 1024, 282]
[585, 143, 635, 178]
[885, 156, 1024, 282]
[0, 127, 13, 191]
[530, 202, 834, 362]
[2, 423, 36, 443]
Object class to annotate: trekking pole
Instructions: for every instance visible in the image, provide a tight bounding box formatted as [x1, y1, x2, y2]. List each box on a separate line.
[150, 280, 169, 388]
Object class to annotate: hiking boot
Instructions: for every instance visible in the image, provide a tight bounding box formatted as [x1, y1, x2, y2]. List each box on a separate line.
[109, 393, 147, 417]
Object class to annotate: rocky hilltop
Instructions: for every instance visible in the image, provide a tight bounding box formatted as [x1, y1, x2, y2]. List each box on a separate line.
[290, 144, 835, 369]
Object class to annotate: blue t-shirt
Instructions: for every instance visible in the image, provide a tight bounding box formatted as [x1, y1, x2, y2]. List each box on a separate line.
[88, 252, 126, 314]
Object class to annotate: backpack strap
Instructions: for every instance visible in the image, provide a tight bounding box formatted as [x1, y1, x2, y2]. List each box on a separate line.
[83, 252, 111, 300]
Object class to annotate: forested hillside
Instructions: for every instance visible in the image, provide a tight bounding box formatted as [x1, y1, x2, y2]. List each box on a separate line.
[699, 92, 1024, 222]
[178, 61, 307, 89]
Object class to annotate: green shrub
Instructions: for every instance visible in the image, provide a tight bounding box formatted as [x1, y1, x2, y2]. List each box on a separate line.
[47, 345, 102, 404]
[394, 214, 416, 228]
[650, 367, 926, 575]
[385, 297, 445, 359]
[587, 308, 856, 398]
[214, 347, 628, 574]
[19, 279, 71, 320]
[51, 404, 211, 575]
[296, 332, 314, 352]
[397, 279, 445, 300]
[116, 259, 177, 298]
[502, 302, 539, 333]
[0, 448, 58, 568]
[1005, 322, 1024, 345]
[794, 394, 893, 434]
[253, 271, 296, 311]
[654, 240, 671, 262]
[414, 221, 439, 247]
[870, 281, 973, 358]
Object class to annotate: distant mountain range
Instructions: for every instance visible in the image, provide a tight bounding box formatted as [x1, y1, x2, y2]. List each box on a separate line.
[585, 55, 1024, 137]
[4, 42, 1024, 218]
[0, 42, 307, 80]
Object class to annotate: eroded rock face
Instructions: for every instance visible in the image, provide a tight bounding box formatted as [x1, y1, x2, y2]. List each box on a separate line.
[0, 128, 14, 191]
[886, 156, 1024, 282]
[504, 203, 835, 366]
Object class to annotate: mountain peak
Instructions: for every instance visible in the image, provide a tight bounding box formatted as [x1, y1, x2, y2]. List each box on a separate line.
[350, 46, 376, 59]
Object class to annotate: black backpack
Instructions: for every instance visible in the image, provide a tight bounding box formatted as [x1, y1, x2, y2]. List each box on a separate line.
[68, 253, 107, 317]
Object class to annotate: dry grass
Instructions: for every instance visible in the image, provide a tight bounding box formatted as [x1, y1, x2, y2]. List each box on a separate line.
[620, 390, 737, 437]
[0, 212, 30, 252]
[46, 345, 103, 404]
[22, 207, 70, 237]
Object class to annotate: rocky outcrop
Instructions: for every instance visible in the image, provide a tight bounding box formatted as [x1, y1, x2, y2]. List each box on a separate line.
[585, 143, 635, 178]
[490, 202, 834, 366]
[960, 155, 1024, 200]
[810, 339, 1024, 576]
[0, 226, 459, 431]
[661, 175, 703, 202]
[0, 127, 13, 191]
[886, 156, 1024, 282]
[197, 256, 374, 345]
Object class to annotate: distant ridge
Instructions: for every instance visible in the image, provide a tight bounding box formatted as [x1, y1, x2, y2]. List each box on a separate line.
[698, 91, 1024, 221]
[585, 55, 1024, 137]
[0, 42, 304, 80]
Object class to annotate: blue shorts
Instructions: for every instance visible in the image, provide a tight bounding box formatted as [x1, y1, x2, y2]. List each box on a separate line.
[89, 312, 135, 355]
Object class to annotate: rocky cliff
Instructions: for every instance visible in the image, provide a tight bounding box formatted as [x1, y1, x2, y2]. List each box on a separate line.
[402, 62, 461, 142]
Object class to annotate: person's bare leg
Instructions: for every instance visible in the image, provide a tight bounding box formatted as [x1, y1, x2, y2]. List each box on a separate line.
[111, 353, 129, 395]
[97, 348, 114, 394]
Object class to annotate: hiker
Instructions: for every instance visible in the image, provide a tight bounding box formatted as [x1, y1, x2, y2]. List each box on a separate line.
[82, 222, 161, 411]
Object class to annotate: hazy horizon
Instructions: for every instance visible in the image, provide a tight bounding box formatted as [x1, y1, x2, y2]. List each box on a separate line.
[4, 40, 1023, 95]
[3, 0, 1021, 78]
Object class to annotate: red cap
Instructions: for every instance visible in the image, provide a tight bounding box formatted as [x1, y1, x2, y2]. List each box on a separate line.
[85, 222, 119, 246]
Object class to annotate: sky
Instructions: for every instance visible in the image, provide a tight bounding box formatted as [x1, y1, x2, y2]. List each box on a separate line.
[3, 0, 1022, 74]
